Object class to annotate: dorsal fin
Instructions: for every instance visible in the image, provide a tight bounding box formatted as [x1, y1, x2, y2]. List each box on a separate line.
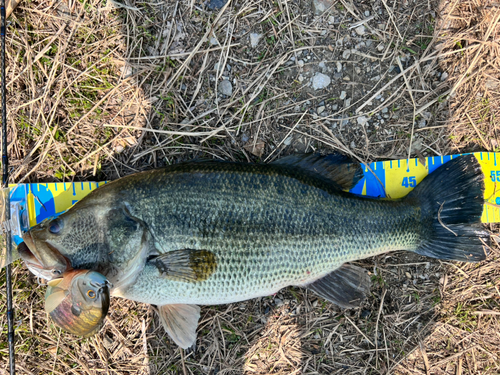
[271, 153, 363, 191]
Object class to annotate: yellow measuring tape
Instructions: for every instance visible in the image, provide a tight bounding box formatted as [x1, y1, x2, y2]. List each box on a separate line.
[20, 152, 500, 229]
[348, 152, 500, 223]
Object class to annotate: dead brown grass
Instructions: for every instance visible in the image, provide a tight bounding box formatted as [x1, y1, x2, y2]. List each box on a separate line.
[436, 0, 500, 153]
[396, 231, 500, 374]
[0, 0, 499, 374]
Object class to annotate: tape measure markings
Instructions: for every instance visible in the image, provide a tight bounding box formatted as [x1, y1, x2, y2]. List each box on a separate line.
[12, 152, 500, 228]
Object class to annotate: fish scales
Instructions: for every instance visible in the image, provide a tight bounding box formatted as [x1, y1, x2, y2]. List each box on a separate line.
[104, 162, 423, 305]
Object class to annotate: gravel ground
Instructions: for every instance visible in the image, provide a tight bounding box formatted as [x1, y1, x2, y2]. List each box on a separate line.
[1, 0, 499, 374]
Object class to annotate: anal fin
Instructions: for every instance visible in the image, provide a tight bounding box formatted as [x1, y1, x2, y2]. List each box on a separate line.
[157, 304, 201, 349]
[303, 264, 371, 308]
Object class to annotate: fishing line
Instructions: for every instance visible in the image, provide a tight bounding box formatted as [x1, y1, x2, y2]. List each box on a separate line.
[1, 0, 15, 373]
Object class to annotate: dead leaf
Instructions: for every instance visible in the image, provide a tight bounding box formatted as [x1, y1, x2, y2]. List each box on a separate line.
[244, 139, 265, 158]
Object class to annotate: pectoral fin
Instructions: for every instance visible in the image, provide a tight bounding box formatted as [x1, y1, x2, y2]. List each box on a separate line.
[157, 304, 201, 349]
[47, 277, 64, 287]
[304, 264, 371, 308]
[151, 249, 217, 282]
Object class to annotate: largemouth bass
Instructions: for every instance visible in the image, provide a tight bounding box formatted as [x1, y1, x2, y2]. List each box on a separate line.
[21, 154, 489, 348]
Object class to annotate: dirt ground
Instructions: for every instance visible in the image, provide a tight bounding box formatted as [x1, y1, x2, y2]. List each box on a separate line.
[0, 0, 499, 374]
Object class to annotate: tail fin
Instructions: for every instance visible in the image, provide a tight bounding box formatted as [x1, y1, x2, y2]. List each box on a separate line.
[407, 155, 489, 262]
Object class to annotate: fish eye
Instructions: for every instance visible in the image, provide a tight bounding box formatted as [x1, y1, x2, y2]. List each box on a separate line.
[87, 290, 96, 299]
[49, 219, 63, 234]
[52, 269, 62, 275]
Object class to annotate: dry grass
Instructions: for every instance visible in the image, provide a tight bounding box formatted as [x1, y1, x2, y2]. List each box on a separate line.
[0, 0, 499, 374]
[437, 0, 499, 153]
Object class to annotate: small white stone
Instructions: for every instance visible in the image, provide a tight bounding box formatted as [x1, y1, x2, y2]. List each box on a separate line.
[377, 43, 385, 52]
[357, 116, 368, 125]
[336, 61, 342, 72]
[311, 73, 331, 90]
[250, 33, 262, 48]
[340, 91, 347, 100]
[355, 25, 365, 36]
[312, 0, 331, 15]
[345, 98, 351, 106]
[411, 139, 423, 152]
[440, 72, 449, 81]
[317, 106, 325, 114]
[283, 136, 293, 146]
[218, 80, 232, 96]
[210, 36, 218, 46]
[298, 60, 304, 68]
[298, 75, 304, 82]
[342, 50, 351, 59]
[364, 10, 370, 16]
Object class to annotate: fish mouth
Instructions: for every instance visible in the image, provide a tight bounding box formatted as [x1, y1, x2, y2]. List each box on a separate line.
[20, 232, 70, 280]
[21, 231, 41, 263]
[17, 240, 45, 275]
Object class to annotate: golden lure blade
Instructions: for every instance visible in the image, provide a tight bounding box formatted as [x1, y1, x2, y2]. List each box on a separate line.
[45, 269, 110, 337]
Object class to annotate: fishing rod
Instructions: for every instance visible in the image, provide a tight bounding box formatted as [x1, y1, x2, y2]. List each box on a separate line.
[1, 0, 15, 372]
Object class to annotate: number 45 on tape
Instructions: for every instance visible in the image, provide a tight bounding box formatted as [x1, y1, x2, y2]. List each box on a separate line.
[348, 152, 500, 224]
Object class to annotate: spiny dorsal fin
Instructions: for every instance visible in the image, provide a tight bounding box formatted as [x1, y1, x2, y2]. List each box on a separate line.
[271, 153, 363, 191]
[303, 263, 371, 308]
[157, 304, 200, 349]
[151, 249, 217, 282]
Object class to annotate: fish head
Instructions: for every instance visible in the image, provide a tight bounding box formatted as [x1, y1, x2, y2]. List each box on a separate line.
[45, 269, 111, 337]
[21, 204, 108, 280]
